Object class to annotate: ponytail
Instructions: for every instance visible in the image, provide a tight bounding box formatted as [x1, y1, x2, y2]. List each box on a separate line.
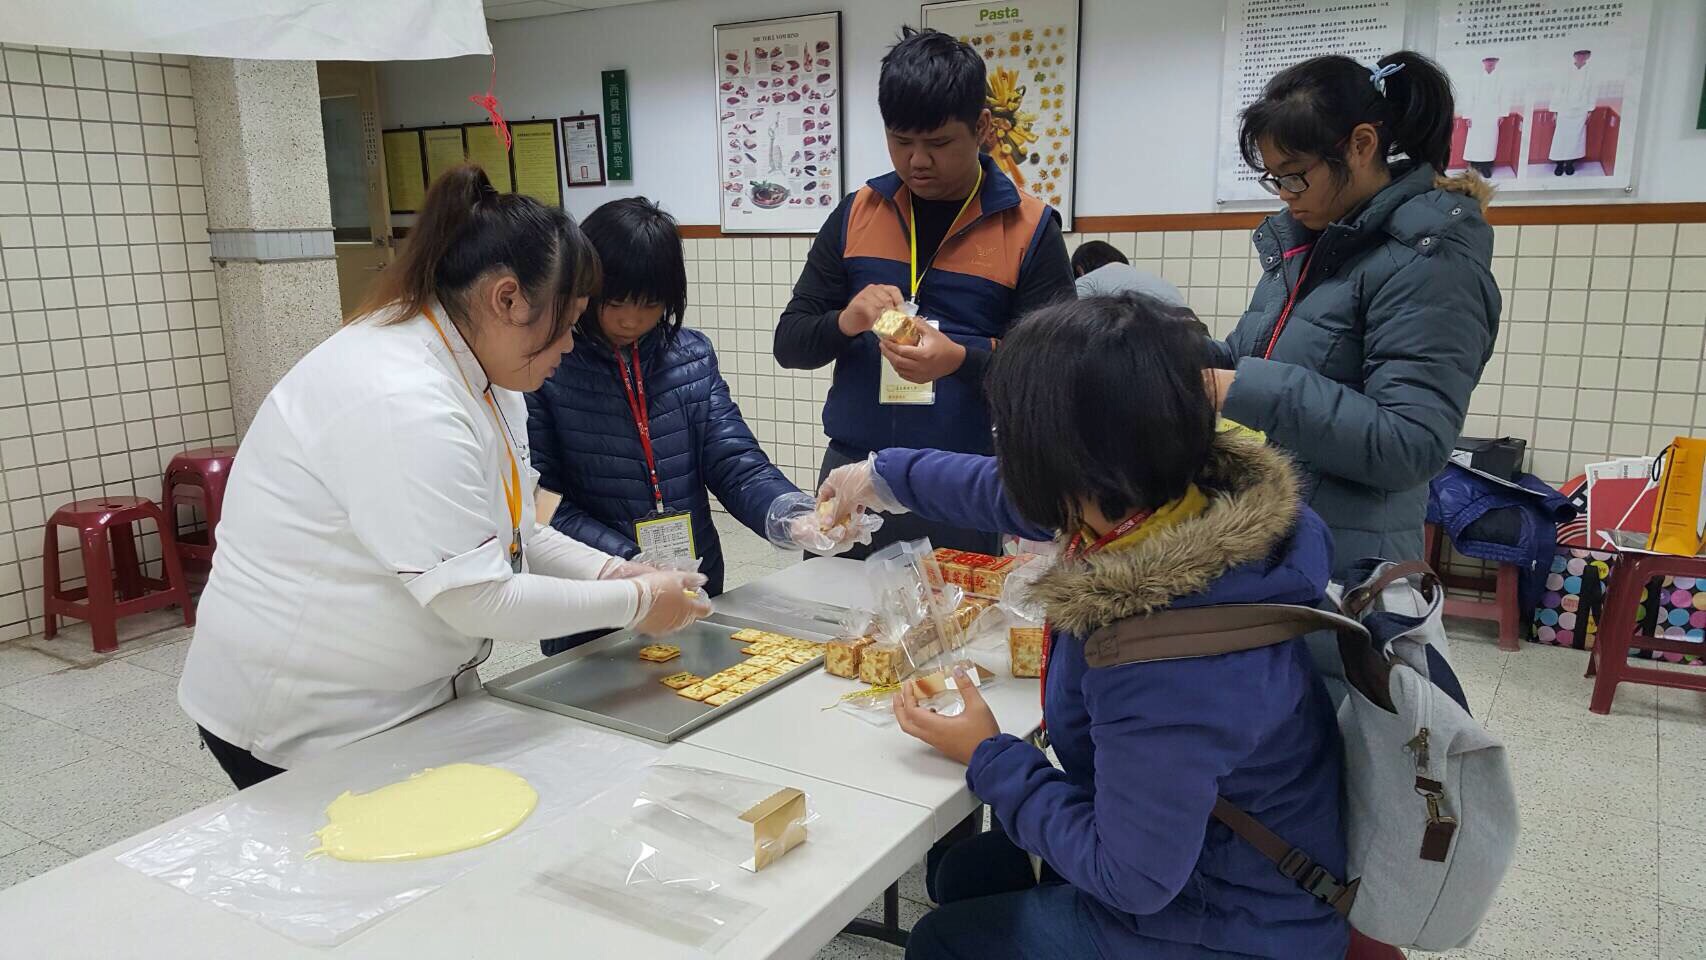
[1238, 50, 1457, 179]
[353, 163, 600, 356]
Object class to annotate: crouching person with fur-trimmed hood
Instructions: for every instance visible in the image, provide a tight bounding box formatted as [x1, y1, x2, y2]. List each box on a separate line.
[820, 294, 1349, 960]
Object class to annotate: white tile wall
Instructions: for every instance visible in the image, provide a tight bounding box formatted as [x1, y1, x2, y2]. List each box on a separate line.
[0, 45, 232, 642]
[689, 221, 1703, 515]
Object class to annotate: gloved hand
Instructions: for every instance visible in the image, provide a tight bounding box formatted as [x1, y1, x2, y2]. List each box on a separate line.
[817, 453, 907, 519]
[630, 569, 712, 636]
[765, 490, 883, 555]
[600, 558, 658, 580]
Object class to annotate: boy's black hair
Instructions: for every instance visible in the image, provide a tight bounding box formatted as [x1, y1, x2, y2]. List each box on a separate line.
[1070, 240, 1129, 277]
[1238, 51, 1457, 180]
[986, 293, 1216, 532]
[576, 196, 688, 346]
[878, 26, 986, 133]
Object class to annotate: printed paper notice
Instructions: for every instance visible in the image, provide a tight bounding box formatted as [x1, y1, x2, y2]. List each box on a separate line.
[1215, 0, 1407, 203]
[382, 130, 425, 213]
[562, 116, 604, 186]
[422, 127, 466, 191]
[511, 121, 562, 207]
[464, 123, 513, 194]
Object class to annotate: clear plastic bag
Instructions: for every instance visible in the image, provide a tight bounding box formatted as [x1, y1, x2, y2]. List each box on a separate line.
[765, 489, 883, 554]
[866, 539, 969, 679]
[590, 763, 816, 873]
[116, 700, 662, 946]
[529, 823, 763, 951]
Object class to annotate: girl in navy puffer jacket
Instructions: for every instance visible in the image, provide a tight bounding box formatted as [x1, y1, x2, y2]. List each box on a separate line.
[528, 198, 830, 654]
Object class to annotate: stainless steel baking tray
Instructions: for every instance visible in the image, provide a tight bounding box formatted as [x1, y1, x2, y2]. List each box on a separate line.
[484, 616, 830, 742]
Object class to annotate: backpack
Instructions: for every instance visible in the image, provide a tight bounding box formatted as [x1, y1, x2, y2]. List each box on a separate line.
[1083, 560, 1518, 951]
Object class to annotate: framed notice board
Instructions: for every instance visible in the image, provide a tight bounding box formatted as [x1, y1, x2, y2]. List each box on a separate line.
[420, 126, 467, 189]
[561, 114, 606, 187]
[463, 122, 515, 193]
[510, 120, 563, 207]
[382, 128, 426, 214]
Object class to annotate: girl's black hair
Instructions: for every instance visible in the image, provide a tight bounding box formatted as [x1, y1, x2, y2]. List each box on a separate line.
[878, 26, 987, 133]
[575, 196, 688, 347]
[1070, 240, 1128, 277]
[355, 163, 599, 359]
[986, 293, 1216, 533]
[1238, 51, 1456, 179]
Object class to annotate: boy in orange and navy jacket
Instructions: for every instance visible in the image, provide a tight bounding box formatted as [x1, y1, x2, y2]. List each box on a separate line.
[775, 27, 1073, 557]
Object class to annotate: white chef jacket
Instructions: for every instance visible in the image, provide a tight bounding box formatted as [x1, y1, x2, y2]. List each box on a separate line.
[1462, 71, 1507, 163]
[1550, 64, 1595, 161]
[180, 305, 633, 768]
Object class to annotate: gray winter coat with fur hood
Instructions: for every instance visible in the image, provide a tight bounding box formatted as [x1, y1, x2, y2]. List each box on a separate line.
[1215, 163, 1499, 573]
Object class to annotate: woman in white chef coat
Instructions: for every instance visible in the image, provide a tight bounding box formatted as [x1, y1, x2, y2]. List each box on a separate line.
[179, 165, 711, 788]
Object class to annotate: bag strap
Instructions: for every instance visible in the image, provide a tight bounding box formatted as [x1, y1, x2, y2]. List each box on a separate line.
[1341, 560, 1440, 618]
[1083, 603, 1367, 668]
[1086, 603, 1372, 917]
[1211, 799, 1359, 917]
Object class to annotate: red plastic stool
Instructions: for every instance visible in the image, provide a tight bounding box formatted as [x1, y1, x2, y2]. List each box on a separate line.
[42, 497, 195, 654]
[1426, 522, 1523, 652]
[1585, 551, 1706, 714]
[163, 445, 236, 572]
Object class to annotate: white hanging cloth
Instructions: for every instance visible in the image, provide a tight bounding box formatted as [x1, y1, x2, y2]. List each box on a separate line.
[0, 0, 490, 61]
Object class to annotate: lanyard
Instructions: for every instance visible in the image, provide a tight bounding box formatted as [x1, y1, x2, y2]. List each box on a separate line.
[615, 345, 665, 512]
[1262, 245, 1315, 360]
[423, 306, 523, 571]
[907, 165, 984, 300]
[1039, 508, 1155, 723]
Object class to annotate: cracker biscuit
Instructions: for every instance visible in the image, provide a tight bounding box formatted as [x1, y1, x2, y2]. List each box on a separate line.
[1009, 626, 1044, 679]
[858, 644, 903, 686]
[730, 628, 767, 643]
[675, 682, 722, 701]
[659, 671, 701, 690]
[704, 690, 741, 707]
[785, 649, 816, 664]
[825, 636, 874, 678]
[728, 680, 761, 695]
[745, 655, 782, 668]
[637, 644, 681, 663]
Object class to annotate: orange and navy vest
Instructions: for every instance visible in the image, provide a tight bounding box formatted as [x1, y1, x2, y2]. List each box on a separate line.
[826, 153, 1059, 456]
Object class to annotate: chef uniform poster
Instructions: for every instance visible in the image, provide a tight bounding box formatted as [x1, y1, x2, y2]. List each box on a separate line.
[1436, 0, 1653, 192]
[714, 12, 844, 234]
[922, 0, 1080, 228]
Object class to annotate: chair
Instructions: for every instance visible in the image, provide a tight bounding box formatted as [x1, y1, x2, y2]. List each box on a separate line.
[41, 497, 195, 653]
[1584, 551, 1706, 714]
[162, 445, 237, 572]
[1425, 522, 1523, 652]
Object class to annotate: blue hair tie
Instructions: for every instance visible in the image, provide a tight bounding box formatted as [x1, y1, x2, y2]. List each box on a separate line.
[1370, 62, 1406, 94]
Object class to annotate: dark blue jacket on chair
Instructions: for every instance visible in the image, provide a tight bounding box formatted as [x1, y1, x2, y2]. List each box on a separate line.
[526, 326, 797, 603]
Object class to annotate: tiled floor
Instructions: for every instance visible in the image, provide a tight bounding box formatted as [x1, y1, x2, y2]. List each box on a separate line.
[1, 513, 1704, 959]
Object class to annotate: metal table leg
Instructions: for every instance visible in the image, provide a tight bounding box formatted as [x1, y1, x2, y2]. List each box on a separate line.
[841, 882, 909, 947]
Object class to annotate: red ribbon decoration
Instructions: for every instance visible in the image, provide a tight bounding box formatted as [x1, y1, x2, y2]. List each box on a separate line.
[468, 54, 511, 151]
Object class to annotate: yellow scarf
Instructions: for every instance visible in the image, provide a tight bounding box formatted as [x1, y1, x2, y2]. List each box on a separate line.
[1082, 483, 1209, 554]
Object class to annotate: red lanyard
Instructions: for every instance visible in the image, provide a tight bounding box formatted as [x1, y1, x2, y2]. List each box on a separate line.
[615, 346, 665, 512]
[1262, 246, 1315, 360]
[1039, 508, 1155, 723]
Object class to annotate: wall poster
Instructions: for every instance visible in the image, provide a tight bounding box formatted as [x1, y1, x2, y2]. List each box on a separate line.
[1437, 0, 1652, 192]
[922, 0, 1081, 228]
[464, 122, 514, 194]
[561, 114, 607, 187]
[713, 12, 844, 233]
[420, 126, 467, 190]
[1214, 0, 1407, 203]
[381, 129, 426, 214]
[510, 120, 563, 207]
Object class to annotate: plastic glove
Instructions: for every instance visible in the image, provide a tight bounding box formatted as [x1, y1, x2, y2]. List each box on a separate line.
[817, 453, 907, 519]
[765, 490, 882, 555]
[600, 558, 658, 580]
[630, 569, 712, 636]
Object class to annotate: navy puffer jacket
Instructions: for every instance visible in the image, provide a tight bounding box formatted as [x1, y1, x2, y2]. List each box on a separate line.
[525, 326, 797, 597]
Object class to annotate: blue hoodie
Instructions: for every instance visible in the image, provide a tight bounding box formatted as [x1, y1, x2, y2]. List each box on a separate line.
[876, 431, 1349, 959]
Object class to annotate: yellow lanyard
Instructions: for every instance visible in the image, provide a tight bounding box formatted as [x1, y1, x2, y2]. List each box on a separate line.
[423, 305, 523, 570]
[907, 165, 984, 299]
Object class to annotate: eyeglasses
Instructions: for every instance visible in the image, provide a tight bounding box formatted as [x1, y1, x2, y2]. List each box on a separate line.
[1257, 170, 1312, 196]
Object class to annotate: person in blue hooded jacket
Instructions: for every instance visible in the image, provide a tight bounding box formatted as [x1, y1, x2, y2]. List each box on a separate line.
[528, 197, 866, 655]
[820, 293, 1349, 959]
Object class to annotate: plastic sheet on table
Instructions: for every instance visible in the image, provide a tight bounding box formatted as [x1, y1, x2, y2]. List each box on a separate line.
[587, 763, 816, 873]
[116, 701, 662, 946]
[529, 823, 763, 952]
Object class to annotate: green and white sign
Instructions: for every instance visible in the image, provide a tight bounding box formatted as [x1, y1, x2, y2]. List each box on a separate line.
[602, 69, 632, 181]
